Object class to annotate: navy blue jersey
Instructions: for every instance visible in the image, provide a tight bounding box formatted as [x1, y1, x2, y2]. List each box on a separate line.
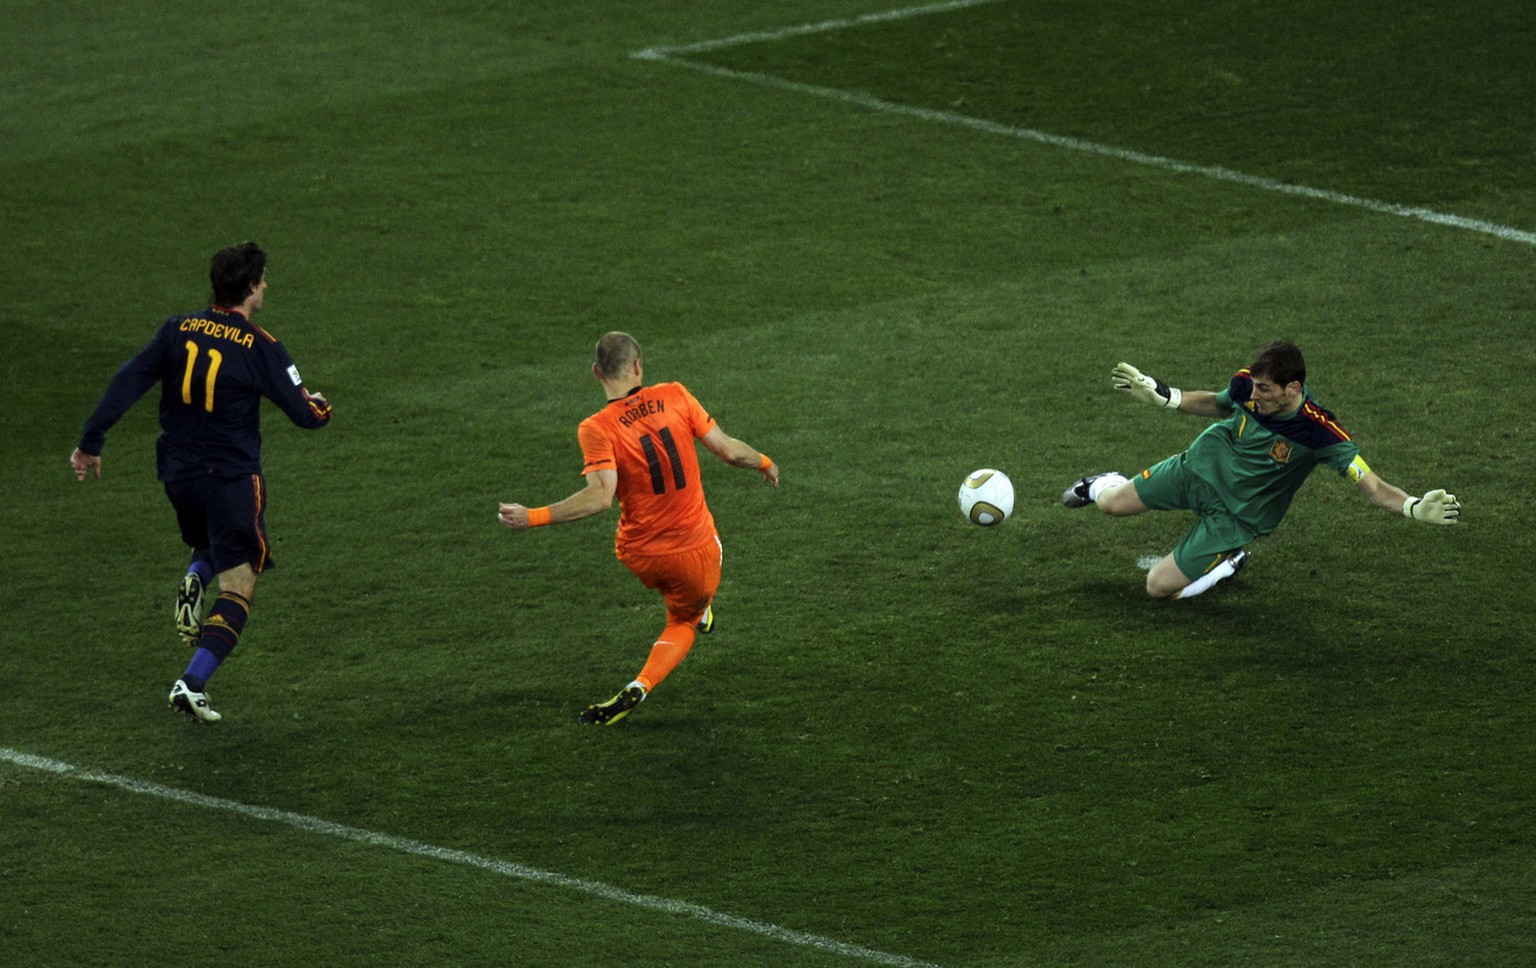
[1224, 370, 1354, 451]
[79, 307, 331, 481]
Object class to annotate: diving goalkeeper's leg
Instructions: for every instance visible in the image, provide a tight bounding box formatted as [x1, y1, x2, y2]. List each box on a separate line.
[1148, 549, 1249, 600]
[1061, 472, 1128, 509]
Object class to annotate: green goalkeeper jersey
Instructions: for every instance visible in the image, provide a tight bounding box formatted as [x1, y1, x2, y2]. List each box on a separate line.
[1183, 370, 1361, 534]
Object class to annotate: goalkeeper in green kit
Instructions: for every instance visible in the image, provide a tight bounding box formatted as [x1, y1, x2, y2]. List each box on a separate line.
[1062, 340, 1460, 600]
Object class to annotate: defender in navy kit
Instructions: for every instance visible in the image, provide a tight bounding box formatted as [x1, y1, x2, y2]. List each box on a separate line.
[71, 242, 332, 722]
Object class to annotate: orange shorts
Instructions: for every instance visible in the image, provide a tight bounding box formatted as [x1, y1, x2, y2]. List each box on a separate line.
[620, 535, 722, 626]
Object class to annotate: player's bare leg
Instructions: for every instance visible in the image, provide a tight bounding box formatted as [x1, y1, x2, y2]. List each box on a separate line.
[1095, 478, 1147, 516]
[1145, 555, 1191, 599]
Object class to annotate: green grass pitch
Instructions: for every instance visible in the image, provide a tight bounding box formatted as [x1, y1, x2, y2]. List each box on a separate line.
[3, 1, 1534, 965]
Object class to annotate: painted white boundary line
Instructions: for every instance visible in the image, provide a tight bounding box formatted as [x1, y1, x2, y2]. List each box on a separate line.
[634, 0, 1001, 57]
[1, 748, 943, 968]
[633, 2, 1536, 248]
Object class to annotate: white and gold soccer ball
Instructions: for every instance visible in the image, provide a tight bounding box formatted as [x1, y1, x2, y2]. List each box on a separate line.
[958, 468, 1013, 526]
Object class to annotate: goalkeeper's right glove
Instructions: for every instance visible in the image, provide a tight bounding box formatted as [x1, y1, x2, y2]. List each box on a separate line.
[1403, 489, 1461, 525]
[1111, 362, 1181, 410]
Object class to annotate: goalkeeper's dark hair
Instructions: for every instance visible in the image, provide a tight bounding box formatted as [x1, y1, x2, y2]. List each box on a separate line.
[595, 331, 641, 380]
[1250, 340, 1306, 387]
[209, 241, 267, 308]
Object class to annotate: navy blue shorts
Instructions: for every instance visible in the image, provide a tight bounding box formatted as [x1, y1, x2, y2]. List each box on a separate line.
[164, 473, 275, 574]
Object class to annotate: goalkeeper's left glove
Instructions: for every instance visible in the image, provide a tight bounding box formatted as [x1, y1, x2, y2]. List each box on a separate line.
[1403, 489, 1461, 525]
[1111, 362, 1181, 409]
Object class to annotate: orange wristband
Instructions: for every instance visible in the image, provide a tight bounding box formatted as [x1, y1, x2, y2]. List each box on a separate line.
[758, 453, 774, 470]
[527, 506, 553, 527]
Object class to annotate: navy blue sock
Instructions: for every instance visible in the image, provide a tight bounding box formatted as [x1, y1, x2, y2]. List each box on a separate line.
[181, 591, 250, 690]
[181, 649, 220, 692]
[188, 550, 215, 586]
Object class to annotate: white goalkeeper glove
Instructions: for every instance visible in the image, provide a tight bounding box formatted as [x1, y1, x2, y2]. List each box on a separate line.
[1111, 362, 1181, 410]
[1403, 489, 1461, 525]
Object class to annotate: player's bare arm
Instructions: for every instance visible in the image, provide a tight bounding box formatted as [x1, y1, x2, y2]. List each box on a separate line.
[700, 425, 779, 487]
[1172, 391, 1227, 418]
[499, 469, 617, 530]
[1356, 470, 1411, 511]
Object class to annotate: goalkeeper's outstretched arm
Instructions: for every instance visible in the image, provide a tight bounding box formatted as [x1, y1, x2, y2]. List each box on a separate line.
[1357, 471, 1461, 525]
[1110, 362, 1226, 417]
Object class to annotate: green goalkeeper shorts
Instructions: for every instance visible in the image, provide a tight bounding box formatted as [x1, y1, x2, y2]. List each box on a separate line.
[1132, 453, 1257, 580]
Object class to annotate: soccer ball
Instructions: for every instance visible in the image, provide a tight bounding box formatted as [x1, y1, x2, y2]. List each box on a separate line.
[958, 468, 1013, 526]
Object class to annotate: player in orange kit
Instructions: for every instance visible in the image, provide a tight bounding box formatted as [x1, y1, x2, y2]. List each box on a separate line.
[498, 332, 780, 725]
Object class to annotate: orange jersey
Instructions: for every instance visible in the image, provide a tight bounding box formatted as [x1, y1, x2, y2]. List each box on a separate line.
[579, 382, 718, 557]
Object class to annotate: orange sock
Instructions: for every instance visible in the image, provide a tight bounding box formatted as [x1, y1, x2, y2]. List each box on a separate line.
[635, 623, 698, 692]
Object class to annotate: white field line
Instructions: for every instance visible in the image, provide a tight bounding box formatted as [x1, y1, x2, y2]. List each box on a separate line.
[634, 0, 1003, 57]
[633, 3, 1536, 249]
[1, 748, 943, 968]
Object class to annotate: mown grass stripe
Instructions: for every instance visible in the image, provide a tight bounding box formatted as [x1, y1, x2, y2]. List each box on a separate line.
[634, 3, 1536, 248]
